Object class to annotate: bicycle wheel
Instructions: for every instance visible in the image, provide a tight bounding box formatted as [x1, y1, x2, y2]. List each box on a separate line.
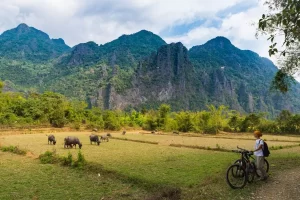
[256, 159, 269, 177]
[247, 162, 255, 183]
[234, 159, 241, 164]
[264, 159, 269, 173]
[226, 164, 247, 189]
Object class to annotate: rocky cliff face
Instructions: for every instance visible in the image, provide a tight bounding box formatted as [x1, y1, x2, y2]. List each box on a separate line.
[94, 37, 300, 114]
[96, 42, 196, 110]
[100, 43, 204, 109]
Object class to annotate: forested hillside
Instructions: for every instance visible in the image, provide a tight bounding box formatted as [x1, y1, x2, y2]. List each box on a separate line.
[1, 24, 300, 116]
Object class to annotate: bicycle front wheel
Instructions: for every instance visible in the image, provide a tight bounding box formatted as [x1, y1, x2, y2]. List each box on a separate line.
[226, 164, 247, 189]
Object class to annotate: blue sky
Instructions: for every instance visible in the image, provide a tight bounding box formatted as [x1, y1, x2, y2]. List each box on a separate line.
[0, 0, 273, 60]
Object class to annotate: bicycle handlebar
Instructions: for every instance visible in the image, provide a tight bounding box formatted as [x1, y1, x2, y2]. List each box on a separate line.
[232, 146, 253, 155]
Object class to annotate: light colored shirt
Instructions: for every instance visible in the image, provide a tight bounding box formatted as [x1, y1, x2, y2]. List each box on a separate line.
[254, 139, 264, 157]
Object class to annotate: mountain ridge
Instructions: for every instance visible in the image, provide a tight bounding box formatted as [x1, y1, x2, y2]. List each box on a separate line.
[0, 23, 70, 62]
[0, 23, 299, 115]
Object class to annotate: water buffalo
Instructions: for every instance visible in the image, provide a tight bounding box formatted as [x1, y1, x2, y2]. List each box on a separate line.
[47, 134, 56, 145]
[64, 136, 82, 149]
[89, 134, 100, 145]
[122, 131, 126, 135]
[100, 135, 109, 142]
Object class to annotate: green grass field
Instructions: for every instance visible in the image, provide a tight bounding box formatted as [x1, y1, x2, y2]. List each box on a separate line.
[1, 130, 300, 199]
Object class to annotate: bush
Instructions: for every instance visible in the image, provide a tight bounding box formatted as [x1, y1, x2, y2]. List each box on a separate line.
[61, 152, 73, 166]
[72, 122, 81, 131]
[39, 150, 86, 169]
[72, 151, 86, 169]
[39, 150, 59, 164]
[203, 126, 218, 134]
[103, 111, 121, 130]
[0, 145, 27, 155]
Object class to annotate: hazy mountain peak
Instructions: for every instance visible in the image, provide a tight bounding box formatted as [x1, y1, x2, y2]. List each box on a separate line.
[16, 23, 30, 30]
[0, 23, 70, 62]
[204, 36, 233, 48]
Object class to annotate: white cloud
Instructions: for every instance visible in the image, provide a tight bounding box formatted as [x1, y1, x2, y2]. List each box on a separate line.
[165, 1, 272, 59]
[0, 0, 245, 47]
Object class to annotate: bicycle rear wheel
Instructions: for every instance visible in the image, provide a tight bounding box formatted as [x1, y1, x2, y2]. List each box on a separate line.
[256, 159, 269, 177]
[226, 164, 247, 189]
[264, 159, 269, 173]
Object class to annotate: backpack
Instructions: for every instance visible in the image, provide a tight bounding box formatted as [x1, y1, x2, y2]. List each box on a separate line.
[260, 139, 270, 157]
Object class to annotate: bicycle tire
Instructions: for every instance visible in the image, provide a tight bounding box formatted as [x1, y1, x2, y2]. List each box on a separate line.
[226, 164, 247, 189]
[256, 159, 269, 177]
[247, 162, 255, 183]
[234, 159, 269, 175]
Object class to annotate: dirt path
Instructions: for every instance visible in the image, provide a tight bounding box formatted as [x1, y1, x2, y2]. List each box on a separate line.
[252, 167, 300, 200]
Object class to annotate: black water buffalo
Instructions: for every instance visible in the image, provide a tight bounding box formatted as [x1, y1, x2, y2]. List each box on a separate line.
[89, 134, 100, 145]
[47, 134, 56, 145]
[64, 136, 82, 149]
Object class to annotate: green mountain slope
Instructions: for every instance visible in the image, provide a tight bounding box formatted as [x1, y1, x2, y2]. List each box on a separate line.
[57, 30, 166, 69]
[0, 23, 70, 62]
[188, 37, 300, 114]
[0, 24, 300, 115]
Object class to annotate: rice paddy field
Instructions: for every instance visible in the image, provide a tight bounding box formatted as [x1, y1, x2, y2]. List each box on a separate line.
[1, 130, 300, 199]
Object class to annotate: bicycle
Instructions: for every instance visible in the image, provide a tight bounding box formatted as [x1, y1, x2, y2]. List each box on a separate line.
[226, 146, 257, 189]
[234, 150, 269, 177]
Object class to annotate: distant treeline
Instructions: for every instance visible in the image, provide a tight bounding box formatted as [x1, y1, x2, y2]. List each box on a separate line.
[0, 82, 299, 134]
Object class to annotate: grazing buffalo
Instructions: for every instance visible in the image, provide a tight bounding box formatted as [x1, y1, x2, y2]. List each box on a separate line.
[64, 136, 82, 149]
[100, 135, 109, 142]
[122, 131, 126, 135]
[89, 134, 100, 145]
[47, 134, 56, 145]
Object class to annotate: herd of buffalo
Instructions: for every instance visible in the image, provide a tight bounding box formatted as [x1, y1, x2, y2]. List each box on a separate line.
[47, 131, 125, 149]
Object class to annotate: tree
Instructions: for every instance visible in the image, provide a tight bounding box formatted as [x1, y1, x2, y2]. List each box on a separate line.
[176, 111, 193, 132]
[0, 81, 3, 93]
[276, 110, 292, 132]
[158, 104, 171, 129]
[241, 113, 261, 132]
[258, 0, 300, 92]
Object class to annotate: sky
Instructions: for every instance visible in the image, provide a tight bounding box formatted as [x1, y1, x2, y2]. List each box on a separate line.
[0, 0, 285, 66]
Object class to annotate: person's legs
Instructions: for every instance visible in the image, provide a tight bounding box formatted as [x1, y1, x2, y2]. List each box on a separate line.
[256, 156, 267, 180]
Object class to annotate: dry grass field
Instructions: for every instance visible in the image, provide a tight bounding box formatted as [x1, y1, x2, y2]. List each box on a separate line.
[1, 129, 300, 199]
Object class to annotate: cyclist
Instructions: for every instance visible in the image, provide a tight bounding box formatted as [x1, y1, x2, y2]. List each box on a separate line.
[252, 130, 268, 181]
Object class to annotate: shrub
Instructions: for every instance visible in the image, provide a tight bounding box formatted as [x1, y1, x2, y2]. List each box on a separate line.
[39, 150, 59, 164]
[0, 145, 27, 155]
[61, 152, 73, 166]
[72, 151, 86, 169]
[203, 126, 218, 134]
[72, 122, 81, 131]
